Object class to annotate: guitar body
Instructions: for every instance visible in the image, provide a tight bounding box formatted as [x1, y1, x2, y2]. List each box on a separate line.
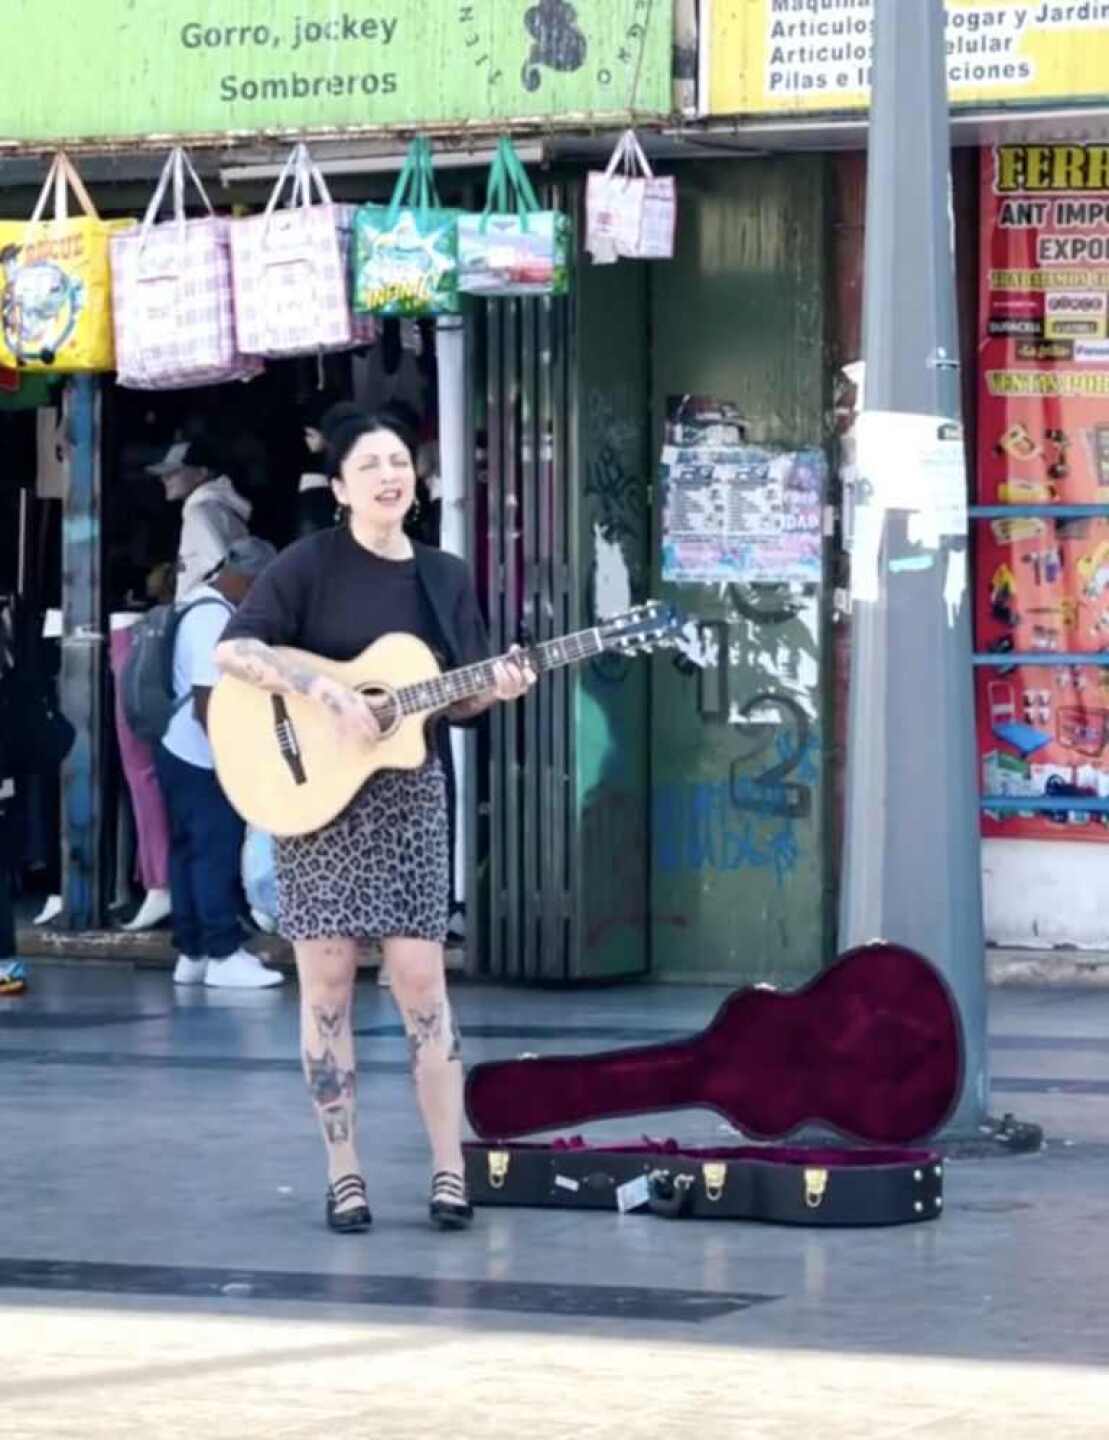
[208, 634, 440, 836]
[207, 603, 685, 837]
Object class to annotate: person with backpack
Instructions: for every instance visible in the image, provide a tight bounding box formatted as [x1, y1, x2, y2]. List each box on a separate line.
[150, 535, 283, 990]
[146, 433, 253, 601]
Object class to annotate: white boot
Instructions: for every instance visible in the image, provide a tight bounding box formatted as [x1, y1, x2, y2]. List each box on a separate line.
[204, 949, 284, 990]
[123, 888, 172, 932]
[173, 956, 208, 986]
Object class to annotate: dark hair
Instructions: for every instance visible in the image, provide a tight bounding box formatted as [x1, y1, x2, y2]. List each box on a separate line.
[377, 398, 421, 455]
[322, 408, 415, 481]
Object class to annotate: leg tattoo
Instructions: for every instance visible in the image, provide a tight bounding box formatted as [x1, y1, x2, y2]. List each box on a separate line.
[312, 1002, 347, 1040]
[406, 1003, 445, 1074]
[305, 1047, 356, 1107]
[321, 1105, 351, 1144]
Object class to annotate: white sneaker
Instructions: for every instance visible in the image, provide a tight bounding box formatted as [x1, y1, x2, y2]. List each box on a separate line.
[123, 888, 172, 932]
[204, 949, 284, 990]
[33, 894, 63, 926]
[173, 955, 208, 986]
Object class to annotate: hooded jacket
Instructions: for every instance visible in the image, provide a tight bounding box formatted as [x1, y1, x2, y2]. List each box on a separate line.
[176, 476, 252, 601]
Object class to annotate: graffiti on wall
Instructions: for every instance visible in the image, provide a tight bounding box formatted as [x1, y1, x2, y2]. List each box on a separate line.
[654, 586, 823, 886]
[653, 726, 821, 887]
[584, 387, 644, 550]
[584, 386, 646, 683]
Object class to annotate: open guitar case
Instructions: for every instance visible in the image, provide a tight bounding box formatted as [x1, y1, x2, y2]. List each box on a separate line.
[462, 943, 962, 1227]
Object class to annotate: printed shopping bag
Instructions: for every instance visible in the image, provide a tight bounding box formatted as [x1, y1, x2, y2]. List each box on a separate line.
[586, 130, 676, 265]
[110, 148, 262, 391]
[0, 152, 125, 372]
[458, 137, 571, 298]
[230, 143, 375, 358]
[352, 137, 461, 318]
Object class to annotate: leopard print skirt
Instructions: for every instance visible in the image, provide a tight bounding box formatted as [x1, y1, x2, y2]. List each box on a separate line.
[274, 757, 450, 944]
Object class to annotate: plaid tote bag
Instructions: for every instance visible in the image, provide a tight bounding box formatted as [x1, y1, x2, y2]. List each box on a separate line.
[230, 143, 375, 358]
[110, 148, 261, 390]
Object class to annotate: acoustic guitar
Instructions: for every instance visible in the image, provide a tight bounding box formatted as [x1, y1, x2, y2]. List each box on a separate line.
[208, 602, 682, 836]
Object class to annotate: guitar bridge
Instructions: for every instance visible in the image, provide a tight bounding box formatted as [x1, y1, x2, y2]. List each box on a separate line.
[271, 696, 307, 787]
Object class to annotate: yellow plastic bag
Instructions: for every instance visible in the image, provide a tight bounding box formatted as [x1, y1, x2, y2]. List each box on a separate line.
[0, 153, 126, 372]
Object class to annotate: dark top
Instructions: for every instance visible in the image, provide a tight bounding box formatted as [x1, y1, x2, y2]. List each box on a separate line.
[222, 526, 490, 676]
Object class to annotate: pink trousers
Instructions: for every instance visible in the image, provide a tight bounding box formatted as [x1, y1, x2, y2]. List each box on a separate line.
[109, 626, 170, 892]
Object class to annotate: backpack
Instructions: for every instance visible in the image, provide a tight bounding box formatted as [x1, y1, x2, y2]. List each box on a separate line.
[119, 597, 232, 745]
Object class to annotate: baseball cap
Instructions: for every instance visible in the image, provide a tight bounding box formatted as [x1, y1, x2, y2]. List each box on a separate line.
[145, 440, 191, 477]
[213, 536, 278, 580]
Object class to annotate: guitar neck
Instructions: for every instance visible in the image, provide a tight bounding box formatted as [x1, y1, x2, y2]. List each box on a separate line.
[397, 627, 605, 716]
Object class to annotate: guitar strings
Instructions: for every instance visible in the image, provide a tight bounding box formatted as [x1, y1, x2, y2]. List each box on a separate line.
[395, 629, 603, 717]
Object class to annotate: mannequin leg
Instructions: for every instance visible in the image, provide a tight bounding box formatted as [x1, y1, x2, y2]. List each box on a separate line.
[108, 624, 171, 929]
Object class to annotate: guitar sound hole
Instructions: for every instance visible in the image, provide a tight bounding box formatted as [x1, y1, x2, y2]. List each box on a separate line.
[361, 685, 401, 738]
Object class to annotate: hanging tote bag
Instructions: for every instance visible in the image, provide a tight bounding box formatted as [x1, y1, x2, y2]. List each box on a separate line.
[0, 153, 122, 372]
[457, 138, 571, 298]
[352, 138, 462, 318]
[586, 130, 677, 265]
[110, 149, 262, 391]
[230, 143, 373, 358]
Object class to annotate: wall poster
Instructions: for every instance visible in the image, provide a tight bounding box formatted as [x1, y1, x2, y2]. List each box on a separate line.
[976, 142, 1109, 841]
[660, 445, 824, 585]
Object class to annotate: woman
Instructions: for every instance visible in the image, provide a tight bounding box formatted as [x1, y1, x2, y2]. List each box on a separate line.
[215, 410, 534, 1234]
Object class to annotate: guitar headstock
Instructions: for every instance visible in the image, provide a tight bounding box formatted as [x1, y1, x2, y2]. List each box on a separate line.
[597, 602, 685, 656]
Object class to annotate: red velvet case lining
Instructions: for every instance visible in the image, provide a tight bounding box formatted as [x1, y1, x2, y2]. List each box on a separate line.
[466, 944, 963, 1146]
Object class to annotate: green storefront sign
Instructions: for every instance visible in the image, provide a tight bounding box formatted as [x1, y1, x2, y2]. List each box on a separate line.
[1, 1, 672, 144]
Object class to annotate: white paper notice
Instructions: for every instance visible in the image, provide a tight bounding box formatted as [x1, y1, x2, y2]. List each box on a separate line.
[943, 548, 968, 627]
[849, 504, 884, 605]
[854, 411, 969, 549]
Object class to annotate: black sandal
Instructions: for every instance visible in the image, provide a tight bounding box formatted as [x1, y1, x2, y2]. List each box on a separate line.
[430, 1170, 474, 1230]
[326, 1173, 372, 1233]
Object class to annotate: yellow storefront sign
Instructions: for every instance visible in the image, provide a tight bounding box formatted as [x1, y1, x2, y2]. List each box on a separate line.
[707, 0, 1109, 116]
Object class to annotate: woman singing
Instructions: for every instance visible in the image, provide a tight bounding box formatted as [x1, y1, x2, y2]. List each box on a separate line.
[215, 409, 534, 1233]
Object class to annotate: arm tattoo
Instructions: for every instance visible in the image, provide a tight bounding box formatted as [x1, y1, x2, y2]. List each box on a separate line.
[313, 1003, 347, 1040]
[216, 638, 320, 699]
[448, 1015, 462, 1063]
[406, 1003, 444, 1073]
[305, 1047, 356, 1107]
[321, 1105, 351, 1144]
[446, 694, 494, 723]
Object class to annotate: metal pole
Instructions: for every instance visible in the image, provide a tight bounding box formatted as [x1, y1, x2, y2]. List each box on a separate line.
[839, 0, 988, 1133]
[436, 316, 472, 922]
[60, 376, 105, 931]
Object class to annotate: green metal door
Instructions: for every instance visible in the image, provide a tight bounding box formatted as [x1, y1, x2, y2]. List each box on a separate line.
[649, 156, 834, 985]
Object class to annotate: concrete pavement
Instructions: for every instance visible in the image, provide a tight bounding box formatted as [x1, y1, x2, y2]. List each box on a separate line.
[2, 963, 1106, 1436]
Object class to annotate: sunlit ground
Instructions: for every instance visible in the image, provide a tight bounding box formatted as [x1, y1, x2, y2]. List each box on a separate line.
[2, 1304, 1106, 1438]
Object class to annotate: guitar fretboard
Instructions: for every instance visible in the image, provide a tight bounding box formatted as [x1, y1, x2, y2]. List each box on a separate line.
[397, 628, 604, 716]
